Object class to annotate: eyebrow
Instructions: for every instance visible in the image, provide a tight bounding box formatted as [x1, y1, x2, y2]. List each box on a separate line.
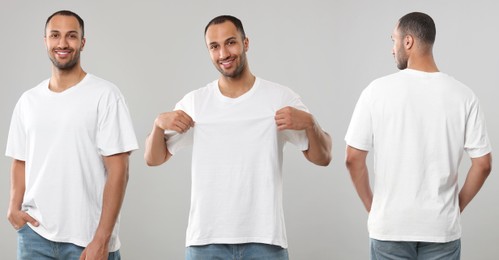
[48, 30, 80, 35]
[208, 36, 238, 46]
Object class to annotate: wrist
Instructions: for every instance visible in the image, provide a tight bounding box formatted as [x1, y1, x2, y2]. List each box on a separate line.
[92, 230, 112, 244]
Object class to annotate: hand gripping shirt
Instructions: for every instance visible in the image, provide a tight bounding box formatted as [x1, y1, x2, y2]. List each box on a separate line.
[166, 77, 309, 248]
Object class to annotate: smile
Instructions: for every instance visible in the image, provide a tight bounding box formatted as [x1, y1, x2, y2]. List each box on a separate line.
[55, 49, 72, 56]
[220, 58, 235, 68]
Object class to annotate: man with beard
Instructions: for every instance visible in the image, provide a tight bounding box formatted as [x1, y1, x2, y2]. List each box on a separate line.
[144, 15, 331, 260]
[6, 10, 138, 260]
[345, 12, 492, 259]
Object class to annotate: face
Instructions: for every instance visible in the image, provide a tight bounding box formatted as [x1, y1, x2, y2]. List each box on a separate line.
[205, 21, 248, 78]
[391, 25, 408, 70]
[45, 15, 85, 71]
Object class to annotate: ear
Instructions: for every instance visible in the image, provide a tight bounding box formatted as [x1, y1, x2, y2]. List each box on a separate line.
[404, 35, 414, 50]
[81, 37, 86, 51]
[243, 37, 249, 52]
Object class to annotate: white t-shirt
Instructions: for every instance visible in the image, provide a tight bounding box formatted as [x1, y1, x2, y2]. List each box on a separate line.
[6, 74, 138, 251]
[345, 69, 491, 242]
[167, 77, 309, 248]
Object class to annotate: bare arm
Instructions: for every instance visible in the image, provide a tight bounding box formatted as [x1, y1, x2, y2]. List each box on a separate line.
[7, 159, 39, 229]
[459, 153, 492, 212]
[144, 110, 194, 166]
[80, 152, 130, 260]
[275, 107, 332, 166]
[345, 146, 372, 212]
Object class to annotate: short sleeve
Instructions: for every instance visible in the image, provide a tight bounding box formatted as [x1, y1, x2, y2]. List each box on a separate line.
[464, 96, 492, 158]
[97, 93, 138, 156]
[345, 87, 373, 151]
[5, 98, 26, 160]
[280, 92, 309, 151]
[165, 93, 195, 155]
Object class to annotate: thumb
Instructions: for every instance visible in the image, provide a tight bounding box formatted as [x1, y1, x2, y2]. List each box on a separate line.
[79, 249, 87, 260]
[23, 212, 39, 227]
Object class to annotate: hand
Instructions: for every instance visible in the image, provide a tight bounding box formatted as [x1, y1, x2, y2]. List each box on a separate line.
[7, 208, 39, 230]
[154, 110, 194, 133]
[80, 239, 108, 260]
[275, 106, 314, 131]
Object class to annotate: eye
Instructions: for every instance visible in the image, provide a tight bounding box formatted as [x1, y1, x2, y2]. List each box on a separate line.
[210, 45, 218, 50]
[49, 33, 60, 39]
[68, 34, 78, 39]
[227, 40, 236, 45]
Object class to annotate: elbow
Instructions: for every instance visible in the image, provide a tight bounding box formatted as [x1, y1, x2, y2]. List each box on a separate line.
[483, 161, 492, 177]
[144, 154, 160, 167]
[144, 152, 169, 167]
[478, 153, 493, 177]
[345, 154, 355, 170]
[305, 150, 332, 167]
[318, 154, 332, 167]
[145, 158, 162, 167]
[345, 152, 362, 171]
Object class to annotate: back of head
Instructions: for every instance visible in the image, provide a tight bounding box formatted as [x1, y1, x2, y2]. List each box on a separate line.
[398, 12, 436, 46]
[204, 15, 246, 40]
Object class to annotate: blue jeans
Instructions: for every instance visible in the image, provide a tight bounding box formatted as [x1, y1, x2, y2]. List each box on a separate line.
[370, 238, 461, 260]
[17, 225, 121, 260]
[185, 243, 289, 260]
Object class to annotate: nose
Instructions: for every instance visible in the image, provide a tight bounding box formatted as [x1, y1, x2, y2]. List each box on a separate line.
[219, 45, 230, 60]
[58, 36, 69, 49]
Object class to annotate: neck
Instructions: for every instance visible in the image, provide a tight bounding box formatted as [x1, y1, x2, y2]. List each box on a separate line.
[407, 51, 439, 73]
[218, 68, 256, 98]
[49, 65, 87, 92]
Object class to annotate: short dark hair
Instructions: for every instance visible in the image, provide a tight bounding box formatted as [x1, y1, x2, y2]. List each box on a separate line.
[204, 15, 246, 40]
[398, 12, 436, 45]
[45, 10, 85, 38]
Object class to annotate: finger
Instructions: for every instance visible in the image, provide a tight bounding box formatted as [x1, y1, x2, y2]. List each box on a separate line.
[79, 249, 86, 260]
[178, 112, 194, 127]
[174, 121, 191, 133]
[23, 212, 39, 227]
[12, 222, 23, 230]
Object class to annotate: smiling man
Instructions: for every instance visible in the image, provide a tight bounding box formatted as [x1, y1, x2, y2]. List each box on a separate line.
[6, 10, 138, 260]
[144, 15, 332, 260]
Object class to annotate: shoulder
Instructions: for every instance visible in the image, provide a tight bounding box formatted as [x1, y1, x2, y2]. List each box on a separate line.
[180, 80, 217, 100]
[84, 74, 122, 93]
[257, 77, 301, 97]
[17, 78, 50, 102]
[367, 71, 403, 88]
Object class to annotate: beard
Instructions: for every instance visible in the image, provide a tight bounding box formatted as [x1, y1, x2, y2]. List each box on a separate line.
[216, 52, 247, 78]
[395, 46, 408, 70]
[49, 48, 81, 70]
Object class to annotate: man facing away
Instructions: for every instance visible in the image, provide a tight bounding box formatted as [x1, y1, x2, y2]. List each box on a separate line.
[144, 15, 332, 260]
[6, 10, 138, 260]
[345, 12, 492, 259]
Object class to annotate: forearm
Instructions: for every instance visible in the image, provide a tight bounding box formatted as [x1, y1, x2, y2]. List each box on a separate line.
[303, 119, 332, 166]
[94, 154, 129, 243]
[459, 153, 492, 212]
[345, 146, 372, 212]
[8, 160, 25, 214]
[350, 165, 372, 212]
[144, 123, 171, 166]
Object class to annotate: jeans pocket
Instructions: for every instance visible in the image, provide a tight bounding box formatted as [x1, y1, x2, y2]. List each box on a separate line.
[16, 224, 29, 232]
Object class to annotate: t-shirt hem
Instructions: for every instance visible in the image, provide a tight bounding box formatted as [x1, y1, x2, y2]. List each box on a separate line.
[29, 224, 121, 251]
[345, 139, 371, 152]
[369, 233, 461, 243]
[467, 147, 492, 158]
[100, 145, 139, 156]
[186, 237, 288, 249]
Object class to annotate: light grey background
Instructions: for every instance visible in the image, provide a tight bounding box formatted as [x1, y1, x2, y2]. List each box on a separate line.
[1, 0, 497, 259]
